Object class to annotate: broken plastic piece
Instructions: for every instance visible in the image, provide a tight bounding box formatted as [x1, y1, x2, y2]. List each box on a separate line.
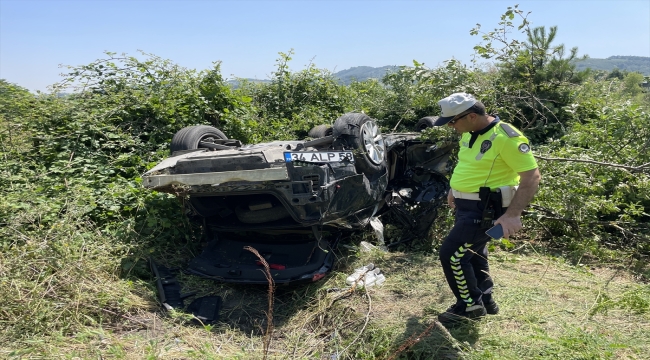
[345, 263, 375, 285]
[150, 258, 185, 309]
[369, 217, 385, 247]
[361, 268, 385, 288]
[398, 188, 413, 198]
[359, 241, 387, 253]
[186, 296, 222, 325]
[350, 268, 385, 288]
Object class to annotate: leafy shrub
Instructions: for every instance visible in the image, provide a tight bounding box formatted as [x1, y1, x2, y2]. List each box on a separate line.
[364, 59, 473, 131]
[471, 5, 589, 143]
[533, 78, 650, 255]
[239, 50, 354, 141]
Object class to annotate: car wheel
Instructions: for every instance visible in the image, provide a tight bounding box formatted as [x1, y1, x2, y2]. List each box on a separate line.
[308, 124, 333, 138]
[235, 205, 291, 224]
[414, 116, 439, 131]
[170, 125, 228, 154]
[333, 113, 386, 176]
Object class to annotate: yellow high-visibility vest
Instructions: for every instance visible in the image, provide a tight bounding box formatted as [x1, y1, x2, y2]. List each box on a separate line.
[450, 120, 538, 193]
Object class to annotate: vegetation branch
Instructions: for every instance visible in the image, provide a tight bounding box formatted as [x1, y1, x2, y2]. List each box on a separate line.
[337, 288, 373, 359]
[388, 319, 464, 360]
[530, 204, 646, 227]
[244, 246, 275, 359]
[534, 155, 650, 173]
[533, 213, 650, 241]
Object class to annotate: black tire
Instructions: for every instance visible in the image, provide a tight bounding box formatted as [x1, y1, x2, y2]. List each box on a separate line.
[332, 113, 386, 176]
[308, 124, 333, 138]
[414, 116, 439, 131]
[170, 125, 228, 154]
[235, 205, 291, 224]
[189, 197, 225, 218]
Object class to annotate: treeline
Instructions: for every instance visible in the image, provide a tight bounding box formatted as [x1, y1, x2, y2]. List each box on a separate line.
[1, 5, 649, 342]
[607, 56, 650, 61]
[332, 65, 400, 85]
[574, 55, 650, 75]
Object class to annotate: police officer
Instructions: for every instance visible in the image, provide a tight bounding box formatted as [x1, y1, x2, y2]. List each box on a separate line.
[433, 93, 541, 326]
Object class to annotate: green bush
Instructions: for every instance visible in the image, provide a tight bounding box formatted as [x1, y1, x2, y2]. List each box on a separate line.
[239, 50, 354, 141]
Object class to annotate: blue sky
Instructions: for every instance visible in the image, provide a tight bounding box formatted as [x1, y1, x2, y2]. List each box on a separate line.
[1, 0, 649, 92]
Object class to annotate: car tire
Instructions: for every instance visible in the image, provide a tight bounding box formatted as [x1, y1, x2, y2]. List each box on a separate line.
[308, 125, 333, 138]
[170, 125, 228, 154]
[333, 113, 386, 176]
[188, 197, 223, 218]
[235, 205, 291, 224]
[414, 116, 439, 131]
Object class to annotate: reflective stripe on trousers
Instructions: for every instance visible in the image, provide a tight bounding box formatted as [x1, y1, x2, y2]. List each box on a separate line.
[439, 199, 495, 306]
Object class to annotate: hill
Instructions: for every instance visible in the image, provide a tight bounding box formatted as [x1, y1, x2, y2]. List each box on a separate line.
[229, 66, 400, 87]
[226, 78, 272, 88]
[333, 65, 400, 85]
[574, 55, 650, 75]
[230, 56, 650, 87]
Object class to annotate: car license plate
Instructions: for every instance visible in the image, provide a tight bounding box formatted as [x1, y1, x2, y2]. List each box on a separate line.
[284, 151, 354, 163]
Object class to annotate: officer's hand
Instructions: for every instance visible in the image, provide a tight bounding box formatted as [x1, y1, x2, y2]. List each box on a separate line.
[447, 189, 456, 209]
[494, 215, 522, 239]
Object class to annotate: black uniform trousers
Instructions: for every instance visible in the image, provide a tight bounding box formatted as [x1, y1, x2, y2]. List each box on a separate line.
[439, 198, 501, 306]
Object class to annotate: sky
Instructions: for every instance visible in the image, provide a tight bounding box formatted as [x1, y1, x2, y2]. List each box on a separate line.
[1, 0, 649, 92]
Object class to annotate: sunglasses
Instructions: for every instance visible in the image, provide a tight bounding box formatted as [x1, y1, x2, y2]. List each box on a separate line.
[448, 112, 472, 125]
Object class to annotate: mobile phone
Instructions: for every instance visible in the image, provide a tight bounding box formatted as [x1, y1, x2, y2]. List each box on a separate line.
[485, 224, 504, 239]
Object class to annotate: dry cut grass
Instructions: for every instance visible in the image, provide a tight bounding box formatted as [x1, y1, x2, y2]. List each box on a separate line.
[2, 239, 649, 360]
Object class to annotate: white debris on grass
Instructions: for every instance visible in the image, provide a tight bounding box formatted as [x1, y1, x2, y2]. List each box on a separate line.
[368, 216, 387, 249]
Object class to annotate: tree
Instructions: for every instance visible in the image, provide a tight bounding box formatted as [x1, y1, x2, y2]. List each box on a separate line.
[359, 59, 473, 131]
[622, 72, 645, 97]
[243, 50, 352, 141]
[606, 68, 626, 80]
[471, 6, 588, 143]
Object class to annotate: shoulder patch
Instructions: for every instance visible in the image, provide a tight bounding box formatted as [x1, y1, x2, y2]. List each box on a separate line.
[499, 123, 521, 138]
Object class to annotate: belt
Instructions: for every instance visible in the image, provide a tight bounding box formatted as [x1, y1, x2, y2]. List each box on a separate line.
[451, 189, 481, 201]
[452, 186, 517, 207]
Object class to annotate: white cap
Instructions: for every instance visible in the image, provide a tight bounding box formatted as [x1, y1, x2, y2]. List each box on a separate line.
[434, 93, 478, 126]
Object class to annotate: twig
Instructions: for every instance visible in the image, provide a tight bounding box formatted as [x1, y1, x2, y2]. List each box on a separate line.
[244, 246, 275, 360]
[532, 216, 555, 240]
[328, 269, 375, 302]
[583, 289, 602, 321]
[387, 319, 464, 360]
[510, 242, 528, 253]
[337, 287, 373, 358]
[534, 215, 650, 242]
[540, 254, 553, 282]
[534, 155, 650, 173]
[529, 205, 647, 228]
[603, 267, 622, 289]
[608, 223, 647, 241]
[392, 108, 417, 132]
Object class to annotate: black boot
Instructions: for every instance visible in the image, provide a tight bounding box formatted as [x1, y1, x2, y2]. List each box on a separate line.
[438, 301, 487, 326]
[483, 295, 500, 315]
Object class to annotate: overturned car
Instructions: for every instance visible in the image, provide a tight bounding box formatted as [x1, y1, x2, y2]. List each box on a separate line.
[143, 113, 456, 284]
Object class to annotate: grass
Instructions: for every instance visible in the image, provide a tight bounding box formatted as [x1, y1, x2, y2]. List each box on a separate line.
[2, 225, 649, 360]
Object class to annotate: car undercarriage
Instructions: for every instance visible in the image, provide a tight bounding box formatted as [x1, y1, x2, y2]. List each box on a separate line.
[143, 113, 456, 284]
